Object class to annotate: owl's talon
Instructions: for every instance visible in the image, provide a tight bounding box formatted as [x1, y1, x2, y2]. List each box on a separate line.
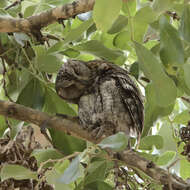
[91, 126, 104, 139]
[56, 113, 79, 122]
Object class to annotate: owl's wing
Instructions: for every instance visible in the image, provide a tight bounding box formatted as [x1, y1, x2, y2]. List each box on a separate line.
[116, 75, 144, 136]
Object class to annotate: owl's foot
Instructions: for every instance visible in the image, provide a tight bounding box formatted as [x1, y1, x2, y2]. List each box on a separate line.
[91, 126, 106, 139]
[39, 119, 53, 145]
[56, 113, 79, 122]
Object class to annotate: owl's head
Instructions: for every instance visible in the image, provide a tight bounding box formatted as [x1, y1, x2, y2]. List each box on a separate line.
[55, 60, 91, 104]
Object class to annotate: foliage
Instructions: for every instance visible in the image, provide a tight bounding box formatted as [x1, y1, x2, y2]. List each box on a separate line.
[0, 0, 190, 189]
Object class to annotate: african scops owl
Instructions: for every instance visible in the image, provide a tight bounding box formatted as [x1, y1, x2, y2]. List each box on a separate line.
[55, 60, 144, 140]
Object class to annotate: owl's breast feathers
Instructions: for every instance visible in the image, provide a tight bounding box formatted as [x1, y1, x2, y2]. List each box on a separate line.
[56, 60, 144, 138]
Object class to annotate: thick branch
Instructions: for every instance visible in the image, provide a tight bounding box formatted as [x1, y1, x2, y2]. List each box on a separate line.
[0, 0, 95, 33]
[0, 99, 189, 189]
[0, 99, 94, 142]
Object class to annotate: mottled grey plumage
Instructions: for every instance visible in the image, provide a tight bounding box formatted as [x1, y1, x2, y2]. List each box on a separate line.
[55, 60, 144, 140]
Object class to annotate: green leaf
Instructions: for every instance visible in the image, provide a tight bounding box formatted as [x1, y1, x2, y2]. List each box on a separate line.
[152, 0, 173, 13]
[0, 164, 37, 181]
[156, 151, 176, 166]
[173, 110, 190, 125]
[159, 16, 184, 66]
[13, 33, 30, 47]
[85, 181, 113, 190]
[113, 31, 131, 50]
[176, 68, 190, 96]
[47, 41, 65, 54]
[134, 6, 158, 24]
[108, 15, 128, 34]
[59, 156, 84, 184]
[122, 0, 136, 17]
[31, 148, 63, 166]
[139, 135, 164, 150]
[17, 78, 45, 110]
[93, 0, 122, 32]
[180, 5, 190, 43]
[85, 161, 108, 185]
[142, 84, 174, 137]
[61, 48, 80, 58]
[183, 64, 190, 90]
[158, 122, 177, 153]
[43, 88, 86, 155]
[0, 116, 7, 137]
[23, 5, 36, 17]
[46, 167, 73, 190]
[6, 68, 32, 101]
[43, 88, 76, 116]
[134, 42, 177, 107]
[0, 0, 7, 8]
[180, 159, 190, 180]
[133, 6, 159, 42]
[129, 62, 139, 79]
[73, 40, 124, 62]
[98, 132, 128, 151]
[64, 18, 94, 44]
[34, 45, 62, 73]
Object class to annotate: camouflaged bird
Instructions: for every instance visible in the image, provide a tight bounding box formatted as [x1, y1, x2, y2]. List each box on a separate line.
[55, 60, 144, 141]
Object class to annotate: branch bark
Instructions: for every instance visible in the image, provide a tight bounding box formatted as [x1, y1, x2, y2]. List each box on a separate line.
[0, 99, 189, 189]
[0, 0, 95, 33]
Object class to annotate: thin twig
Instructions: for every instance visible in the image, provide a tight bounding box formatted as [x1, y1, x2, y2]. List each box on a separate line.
[1, 58, 14, 102]
[37, 151, 80, 173]
[4, 0, 24, 10]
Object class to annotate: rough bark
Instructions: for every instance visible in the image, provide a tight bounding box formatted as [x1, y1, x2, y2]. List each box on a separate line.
[0, 0, 95, 33]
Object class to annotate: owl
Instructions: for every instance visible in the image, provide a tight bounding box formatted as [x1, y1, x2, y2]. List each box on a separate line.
[55, 60, 144, 141]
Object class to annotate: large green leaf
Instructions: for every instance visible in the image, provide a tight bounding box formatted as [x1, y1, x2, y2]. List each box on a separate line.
[84, 161, 108, 185]
[152, 0, 173, 13]
[46, 163, 73, 190]
[156, 151, 176, 166]
[134, 42, 177, 107]
[180, 5, 190, 43]
[142, 84, 174, 137]
[133, 6, 159, 42]
[34, 45, 62, 73]
[73, 40, 124, 62]
[107, 15, 128, 34]
[59, 155, 84, 184]
[0, 116, 7, 137]
[176, 68, 190, 95]
[180, 159, 190, 180]
[139, 135, 164, 150]
[85, 181, 113, 190]
[93, 0, 122, 32]
[158, 122, 177, 153]
[98, 132, 128, 151]
[183, 64, 190, 90]
[1, 164, 37, 181]
[43, 88, 86, 155]
[113, 31, 131, 51]
[173, 110, 190, 125]
[122, 0, 136, 17]
[7, 68, 32, 101]
[159, 16, 184, 66]
[17, 78, 45, 110]
[64, 18, 94, 44]
[31, 148, 63, 167]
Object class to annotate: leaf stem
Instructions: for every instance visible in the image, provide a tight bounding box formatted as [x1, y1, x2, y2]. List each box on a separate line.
[126, 2, 134, 41]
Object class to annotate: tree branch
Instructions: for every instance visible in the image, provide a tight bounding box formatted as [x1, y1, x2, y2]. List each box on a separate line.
[0, 99, 189, 189]
[0, 0, 95, 33]
[0, 99, 95, 143]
